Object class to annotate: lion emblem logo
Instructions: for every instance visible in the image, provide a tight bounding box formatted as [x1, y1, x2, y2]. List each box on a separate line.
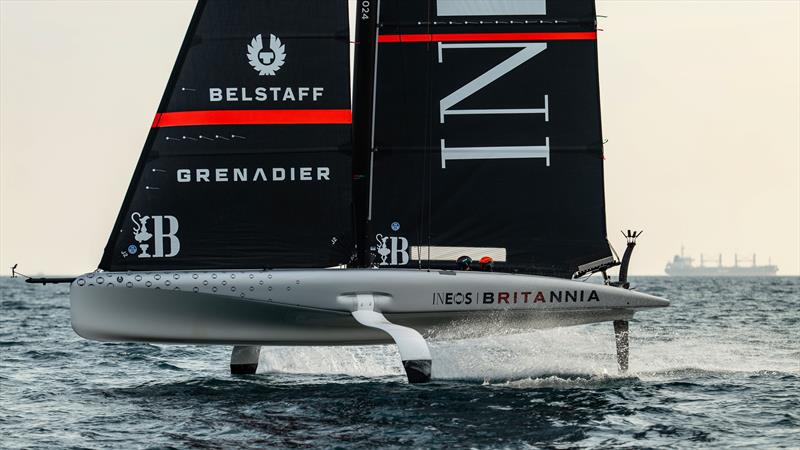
[246, 33, 286, 76]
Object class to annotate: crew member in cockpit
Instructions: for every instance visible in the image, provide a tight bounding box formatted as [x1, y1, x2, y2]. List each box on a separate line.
[456, 256, 472, 271]
[479, 256, 494, 272]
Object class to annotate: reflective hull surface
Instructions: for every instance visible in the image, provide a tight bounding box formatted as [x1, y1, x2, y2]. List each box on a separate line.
[70, 269, 668, 345]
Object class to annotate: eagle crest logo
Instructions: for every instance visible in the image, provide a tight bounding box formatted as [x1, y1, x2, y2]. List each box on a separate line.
[246, 33, 286, 76]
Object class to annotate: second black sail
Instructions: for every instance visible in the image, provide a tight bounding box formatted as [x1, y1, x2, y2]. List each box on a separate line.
[367, 0, 612, 277]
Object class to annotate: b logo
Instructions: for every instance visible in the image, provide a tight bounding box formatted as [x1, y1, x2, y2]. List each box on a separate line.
[247, 33, 286, 76]
[128, 212, 180, 259]
[376, 234, 409, 266]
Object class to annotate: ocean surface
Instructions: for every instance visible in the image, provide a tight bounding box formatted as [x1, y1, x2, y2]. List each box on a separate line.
[1, 276, 798, 449]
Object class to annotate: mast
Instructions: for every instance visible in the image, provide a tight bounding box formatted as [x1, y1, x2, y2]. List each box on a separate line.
[351, 0, 380, 267]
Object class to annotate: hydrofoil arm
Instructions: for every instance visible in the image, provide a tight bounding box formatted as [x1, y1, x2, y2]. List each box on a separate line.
[230, 345, 261, 374]
[351, 309, 432, 383]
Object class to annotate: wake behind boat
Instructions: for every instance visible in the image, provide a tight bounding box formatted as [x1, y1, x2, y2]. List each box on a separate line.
[34, 0, 668, 383]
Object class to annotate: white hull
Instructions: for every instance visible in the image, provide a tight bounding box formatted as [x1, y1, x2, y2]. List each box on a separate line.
[70, 269, 668, 345]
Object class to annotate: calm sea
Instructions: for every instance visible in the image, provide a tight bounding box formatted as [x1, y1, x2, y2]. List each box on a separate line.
[1, 276, 798, 449]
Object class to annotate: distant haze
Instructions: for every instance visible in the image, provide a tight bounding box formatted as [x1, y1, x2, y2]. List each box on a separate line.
[1, 1, 798, 276]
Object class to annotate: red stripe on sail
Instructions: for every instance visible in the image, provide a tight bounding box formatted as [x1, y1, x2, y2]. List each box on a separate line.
[378, 32, 597, 43]
[151, 109, 352, 128]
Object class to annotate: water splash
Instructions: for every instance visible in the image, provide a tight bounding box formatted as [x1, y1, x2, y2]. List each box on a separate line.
[259, 345, 404, 377]
[258, 318, 799, 382]
[3, 277, 799, 449]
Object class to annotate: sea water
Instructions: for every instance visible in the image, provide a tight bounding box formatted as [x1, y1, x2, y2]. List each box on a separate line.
[1, 277, 798, 448]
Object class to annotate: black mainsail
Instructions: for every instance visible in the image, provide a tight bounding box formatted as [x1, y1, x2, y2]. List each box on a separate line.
[365, 0, 612, 277]
[100, 0, 613, 278]
[100, 0, 353, 271]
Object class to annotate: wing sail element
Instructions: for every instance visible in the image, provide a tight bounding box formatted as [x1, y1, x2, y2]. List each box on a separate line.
[100, 0, 353, 271]
[367, 0, 612, 277]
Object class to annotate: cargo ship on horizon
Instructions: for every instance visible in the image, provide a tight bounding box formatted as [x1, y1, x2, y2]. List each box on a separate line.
[665, 247, 778, 276]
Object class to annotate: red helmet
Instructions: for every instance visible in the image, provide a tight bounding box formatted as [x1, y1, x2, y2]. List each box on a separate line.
[479, 256, 494, 271]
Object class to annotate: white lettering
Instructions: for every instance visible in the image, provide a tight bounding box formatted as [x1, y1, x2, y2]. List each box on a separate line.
[241, 87, 253, 101]
[175, 167, 333, 183]
[208, 87, 325, 103]
[437, 0, 546, 16]
[226, 87, 238, 101]
[439, 42, 550, 168]
[440, 138, 550, 168]
[197, 169, 210, 182]
[254, 168, 268, 181]
[390, 237, 410, 265]
[234, 168, 247, 182]
[209, 88, 223, 102]
[439, 43, 547, 122]
[153, 215, 180, 258]
[177, 169, 191, 182]
[270, 87, 281, 100]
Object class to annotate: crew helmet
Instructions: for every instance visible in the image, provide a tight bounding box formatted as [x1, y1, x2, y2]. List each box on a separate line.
[456, 255, 472, 271]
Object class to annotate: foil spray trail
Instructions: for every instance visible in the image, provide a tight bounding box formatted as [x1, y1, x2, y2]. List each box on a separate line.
[257, 318, 800, 382]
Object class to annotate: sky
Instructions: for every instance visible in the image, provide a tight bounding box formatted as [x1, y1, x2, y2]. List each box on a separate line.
[1, 0, 798, 276]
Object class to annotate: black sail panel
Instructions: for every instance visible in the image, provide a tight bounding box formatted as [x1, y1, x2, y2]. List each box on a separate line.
[100, 0, 353, 271]
[370, 0, 611, 277]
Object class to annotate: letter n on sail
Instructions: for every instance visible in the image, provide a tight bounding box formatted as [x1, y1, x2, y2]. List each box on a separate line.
[438, 42, 550, 168]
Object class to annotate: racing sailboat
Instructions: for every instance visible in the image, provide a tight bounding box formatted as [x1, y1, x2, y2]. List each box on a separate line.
[65, 0, 668, 383]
